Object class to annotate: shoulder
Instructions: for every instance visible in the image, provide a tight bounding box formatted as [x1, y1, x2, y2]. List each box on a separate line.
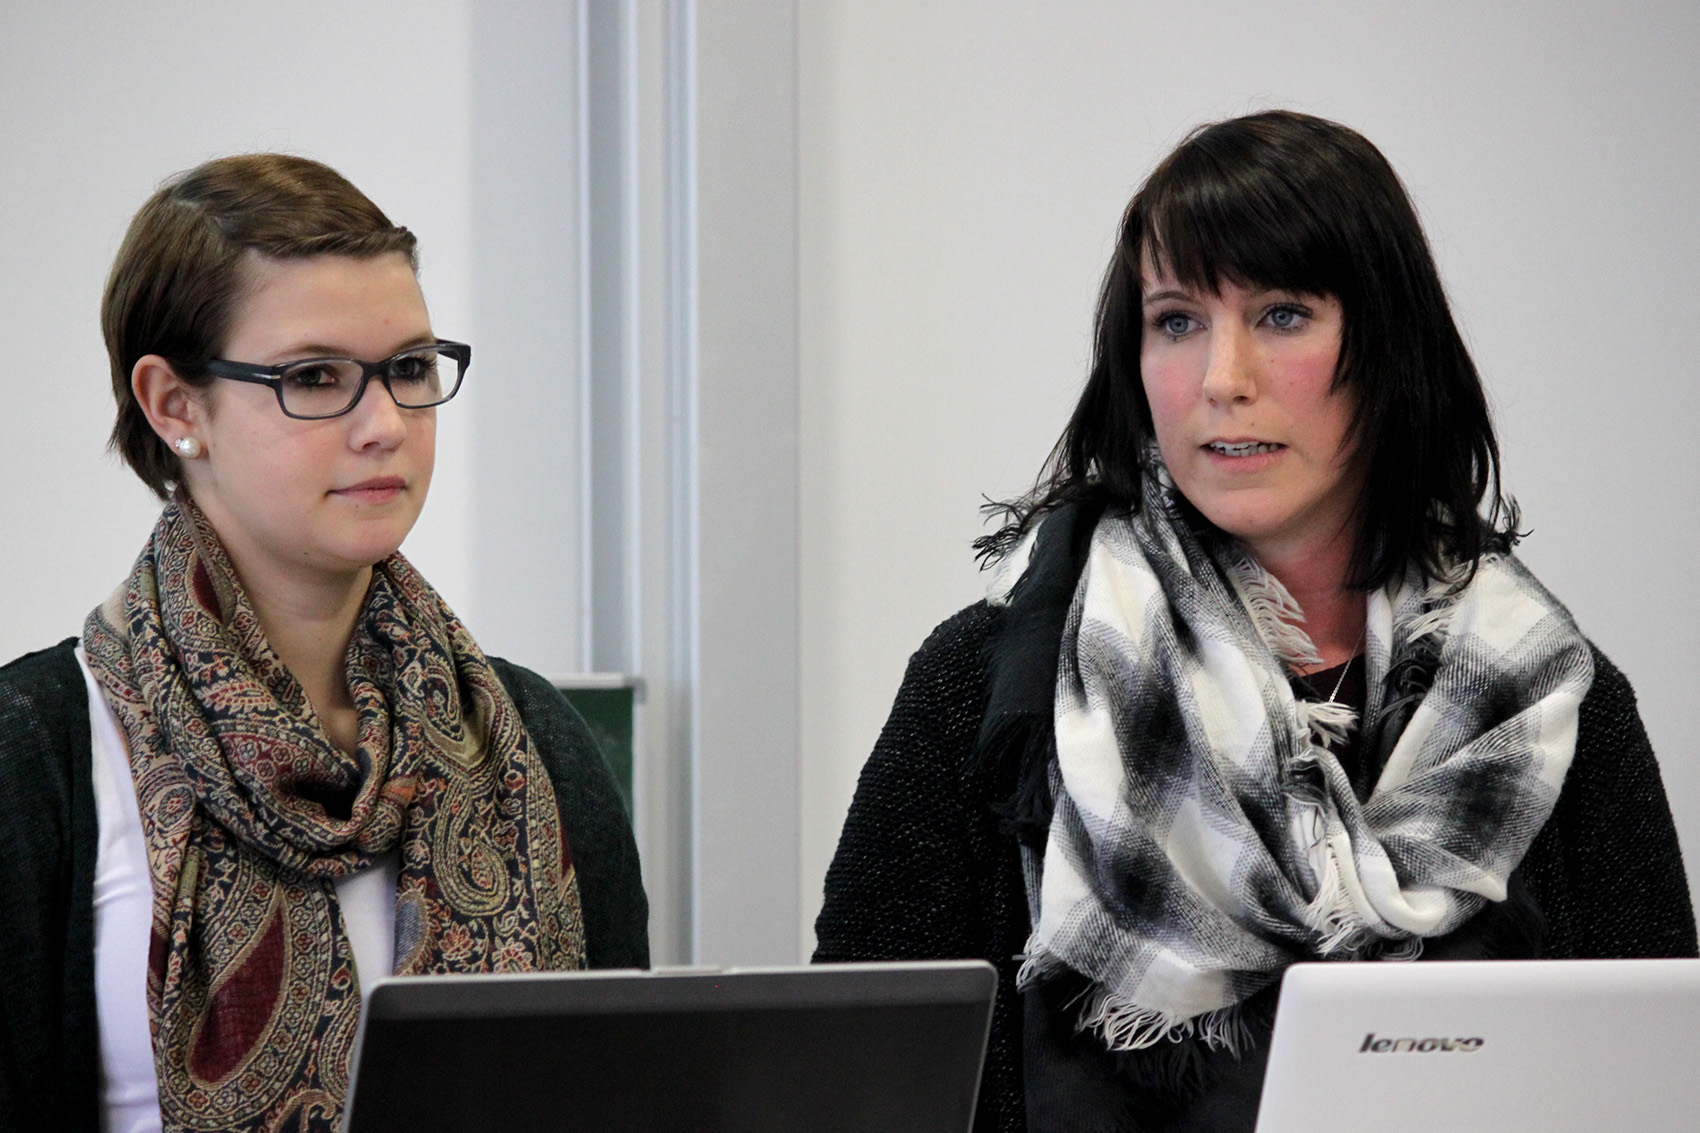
[896, 601, 1004, 698]
[925, 599, 1004, 654]
[484, 656, 607, 797]
[834, 601, 1007, 849]
[0, 639, 101, 1129]
[1571, 641, 1660, 781]
[0, 637, 86, 725]
[1578, 642, 1639, 723]
[486, 655, 650, 968]
[816, 601, 1022, 962]
[1527, 639, 1697, 958]
[1562, 641, 1654, 789]
[486, 654, 573, 716]
[0, 637, 88, 785]
[856, 601, 1005, 780]
[0, 634, 96, 840]
[485, 656, 609, 773]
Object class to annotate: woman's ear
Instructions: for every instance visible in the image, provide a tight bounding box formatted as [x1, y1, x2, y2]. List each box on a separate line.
[131, 355, 207, 454]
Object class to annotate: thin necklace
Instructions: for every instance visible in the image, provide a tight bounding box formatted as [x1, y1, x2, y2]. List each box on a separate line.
[1326, 623, 1369, 703]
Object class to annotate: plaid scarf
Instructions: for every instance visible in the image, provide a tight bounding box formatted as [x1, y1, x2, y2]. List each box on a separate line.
[1008, 480, 1592, 1051]
[83, 497, 586, 1133]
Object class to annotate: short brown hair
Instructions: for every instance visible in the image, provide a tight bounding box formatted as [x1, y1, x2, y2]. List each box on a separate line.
[101, 154, 419, 497]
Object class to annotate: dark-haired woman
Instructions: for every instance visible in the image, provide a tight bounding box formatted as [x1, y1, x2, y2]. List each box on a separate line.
[815, 110, 1695, 1133]
[0, 155, 647, 1133]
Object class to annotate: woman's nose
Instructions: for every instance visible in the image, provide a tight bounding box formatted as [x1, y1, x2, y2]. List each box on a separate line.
[345, 378, 410, 447]
[1200, 325, 1258, 404]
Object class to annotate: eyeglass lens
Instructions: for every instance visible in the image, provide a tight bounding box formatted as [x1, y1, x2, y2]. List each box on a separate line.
[278, 348, 462, 417]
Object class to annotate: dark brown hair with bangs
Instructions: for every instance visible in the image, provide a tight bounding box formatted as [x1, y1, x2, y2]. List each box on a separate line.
[982, 110, 1514, 588]
[102, 153, 419, 497]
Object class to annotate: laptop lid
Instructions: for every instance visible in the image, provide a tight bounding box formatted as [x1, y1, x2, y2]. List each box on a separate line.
[345, 960, 997, 1133]
[1256, 958, 1700, 1133]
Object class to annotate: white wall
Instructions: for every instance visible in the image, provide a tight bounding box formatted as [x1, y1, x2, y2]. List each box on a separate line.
[691, 0, 803, 964]
[468, 3, 588, 675]
[798, 1, 1700, 950]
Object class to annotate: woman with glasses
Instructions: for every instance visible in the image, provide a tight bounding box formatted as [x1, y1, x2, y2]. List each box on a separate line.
[815, 111, 1695, 1132]
[0, 155, 647, 1133]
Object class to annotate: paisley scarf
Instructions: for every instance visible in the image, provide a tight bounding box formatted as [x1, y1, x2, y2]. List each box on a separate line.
[83, 496, 585, 1133]
[1003, 476, 1593, 1051]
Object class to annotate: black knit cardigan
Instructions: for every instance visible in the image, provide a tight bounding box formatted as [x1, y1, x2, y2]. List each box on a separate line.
[0, 638, 650, 1133]
[815, 581, 1698, 1132]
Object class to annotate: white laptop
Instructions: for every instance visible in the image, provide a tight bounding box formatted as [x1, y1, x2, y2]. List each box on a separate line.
[345, 960, 997, 1132]
[1256, 958, 1700, 1133]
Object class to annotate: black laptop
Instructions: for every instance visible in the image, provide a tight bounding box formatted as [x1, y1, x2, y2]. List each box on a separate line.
[345, 960, 998, 1132]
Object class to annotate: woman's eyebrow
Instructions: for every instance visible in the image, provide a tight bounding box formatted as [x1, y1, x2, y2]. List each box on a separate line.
[1142, 288, 1192, 306]
[259, 333, 437, 360]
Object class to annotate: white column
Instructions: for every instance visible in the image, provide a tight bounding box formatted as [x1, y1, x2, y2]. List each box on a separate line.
[687, 0, 801, 964]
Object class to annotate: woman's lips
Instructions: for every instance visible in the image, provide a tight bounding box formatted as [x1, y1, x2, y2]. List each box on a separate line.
[332, 476, 405, 503]
[1204, 439, 1283, 456]
[1201, 439, 1286, 471]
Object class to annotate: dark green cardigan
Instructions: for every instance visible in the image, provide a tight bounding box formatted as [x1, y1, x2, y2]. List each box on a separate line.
[0, 638, 650, 1132]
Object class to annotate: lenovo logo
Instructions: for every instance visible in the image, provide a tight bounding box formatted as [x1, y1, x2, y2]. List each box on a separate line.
[1359, 1033, 1484, 1053]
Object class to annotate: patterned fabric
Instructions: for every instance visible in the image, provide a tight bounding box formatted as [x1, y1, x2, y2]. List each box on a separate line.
[1011, 477, 1594, 1051]
[82, 497, 585, 1133]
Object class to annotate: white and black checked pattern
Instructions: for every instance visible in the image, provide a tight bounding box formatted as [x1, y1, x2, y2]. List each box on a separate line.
[1015, 485, 1594, 1050]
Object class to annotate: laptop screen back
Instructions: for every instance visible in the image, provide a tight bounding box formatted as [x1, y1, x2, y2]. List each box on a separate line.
[346, 961, 997, 1133]
[1256, 958, 1700, 1133]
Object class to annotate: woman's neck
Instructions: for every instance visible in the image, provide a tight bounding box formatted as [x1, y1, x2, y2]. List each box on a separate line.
[233, 555, 372, 754]
[1246, 529, 1366, 674]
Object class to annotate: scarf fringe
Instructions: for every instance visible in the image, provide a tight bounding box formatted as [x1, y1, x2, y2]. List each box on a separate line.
[1405, 566, 1473, 645]
[1223, 551, 1322, 668]
[1078, 984, 1253, 1055]
[1407, 600, 1453, 644]
[1020, 947, 1253, 1054]
[1298, 698, 1359, 751]
[1297, 826, 1374, 955]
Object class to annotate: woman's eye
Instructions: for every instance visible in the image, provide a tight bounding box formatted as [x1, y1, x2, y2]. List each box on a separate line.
[1264, 305, 1310, 331]
[389, 354, 437, 384]
[282, 364, 342, 389]
[1156, 312, 1197, 338]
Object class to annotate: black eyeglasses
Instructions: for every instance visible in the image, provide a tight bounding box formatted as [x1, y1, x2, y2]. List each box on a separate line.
[202, 340, 470, 420]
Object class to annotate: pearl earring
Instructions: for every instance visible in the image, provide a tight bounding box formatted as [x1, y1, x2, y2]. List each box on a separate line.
[174, 437, 202, 458]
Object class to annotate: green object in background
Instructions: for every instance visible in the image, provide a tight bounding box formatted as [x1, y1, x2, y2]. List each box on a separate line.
[552, 677, 639, 817]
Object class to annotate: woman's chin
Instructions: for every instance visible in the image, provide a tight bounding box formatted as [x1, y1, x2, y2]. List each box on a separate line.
[332, 509, 424, 563]
[1185, 495, 1287, 545]
[309, 528, 416, 577]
